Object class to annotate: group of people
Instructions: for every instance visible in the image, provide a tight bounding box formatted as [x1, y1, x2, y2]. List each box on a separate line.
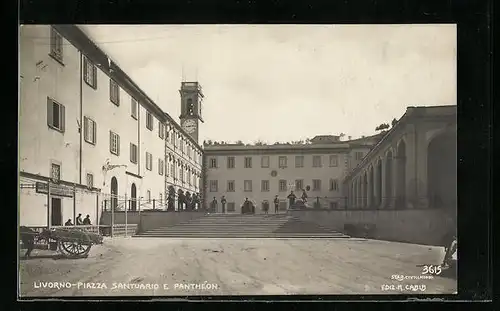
[209, 189, 308, 214]
[167, 190, 201, 211]
[64, 213, 92, 226]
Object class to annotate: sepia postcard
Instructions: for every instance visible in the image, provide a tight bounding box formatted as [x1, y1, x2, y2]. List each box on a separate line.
[18, 24, 457, 298]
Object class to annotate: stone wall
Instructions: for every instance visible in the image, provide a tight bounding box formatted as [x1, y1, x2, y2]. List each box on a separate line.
[289, 209, 456, 246]
[100, 211, 207, 233]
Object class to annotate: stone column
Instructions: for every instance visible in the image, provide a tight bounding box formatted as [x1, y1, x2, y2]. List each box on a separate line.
[404, 124, 417, 209]
[367, 168, 373, 209]
[379, 158, 386, 209]
[386, 153, 397, 209]
[415, 124, 429, 208]
[361, 174, 366, 209]
[374, 163, 381, 209]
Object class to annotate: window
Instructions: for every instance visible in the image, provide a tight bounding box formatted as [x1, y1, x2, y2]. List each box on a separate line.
[329, 155, 339, 167]
[227, 202, 236, 212]
[330, 202, 339, 209]
[130, 143, 138, 164]
[227, 157, 235, 169]
[330, 179, 339, 191]
[147, 190, 151, 203]
[279, 156, 287, 168]
[279, 180, 287, 192]
[355, 152, 364, 160]
[261, 156, 270, 168]
[86, 173, 94, 188]
[227, 180, 235, 192]
[159, 122, 165, 139]
[187, 146, 191, 159]
[109, 79, 120, 105]
[180, 139, 184, 153]
[261, 180, 269, 192]
[158, 158, 164, 175]
[209, 157, 217, 168]
[295, 179, 303, 191]
[146, 111, 153, 131]
[109, 131, 120, 155]
[47, 98, 65, 132]
[83, 56, 97, 89]
[171, 163, 175, 179]
[244, 157, 252, 168]
[131, 98, 138, 119]
[295, 156, 304, 168]
[210, 180, 218, 192]
[83, 116, 96, 145]
[159, 193, 163, 205]
[145, 152, 152, 171]
[50, 27, 63, 63]
[244, 180, 252, 192]
[51, 163, 61, 182]
[180, 166, 184, 182]
[171, 131, 176, 146]
[313, 156, 322, 167]
[313, 179, 321, 191]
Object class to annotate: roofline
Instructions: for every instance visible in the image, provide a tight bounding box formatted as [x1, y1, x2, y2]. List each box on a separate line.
[53, 25, 202, 152]
[342, 105, 457, 182]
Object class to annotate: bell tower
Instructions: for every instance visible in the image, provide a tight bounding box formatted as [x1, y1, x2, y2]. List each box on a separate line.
[179, 81, 204, 143]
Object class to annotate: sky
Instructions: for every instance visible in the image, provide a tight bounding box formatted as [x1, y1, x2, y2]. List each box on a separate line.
[80, 24, 456, 144]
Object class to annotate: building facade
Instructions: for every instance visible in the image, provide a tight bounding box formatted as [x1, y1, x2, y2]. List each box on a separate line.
[343, 106, 457, 211]
[19, 25, 202, 227]
[203, 137, 378, 213]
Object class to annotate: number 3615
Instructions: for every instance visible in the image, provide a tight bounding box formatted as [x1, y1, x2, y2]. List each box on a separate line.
[421, 265, 442, 275]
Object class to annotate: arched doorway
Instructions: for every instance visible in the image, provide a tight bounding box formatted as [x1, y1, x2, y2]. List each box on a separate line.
[427, 130, 457, 208]
[130, 183, 137, 211]
[396, 140, 406, 208]
[110, 176, 118, 211]
[385, 151, 393, 208]
[376, 159, 382, 207]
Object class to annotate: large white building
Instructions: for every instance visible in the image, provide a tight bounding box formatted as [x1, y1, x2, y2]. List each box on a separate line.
[203, 135, 381, 213]
[19, 25, 203, 226]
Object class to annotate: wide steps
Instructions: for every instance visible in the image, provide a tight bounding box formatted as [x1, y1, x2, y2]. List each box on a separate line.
[134, 214, 349, 239]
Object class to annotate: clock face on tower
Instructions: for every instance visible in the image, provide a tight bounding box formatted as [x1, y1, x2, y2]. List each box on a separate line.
[182, 119, 197, 134]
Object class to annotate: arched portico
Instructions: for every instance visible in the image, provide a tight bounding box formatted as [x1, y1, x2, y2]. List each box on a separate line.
[427, 130, 456, 209]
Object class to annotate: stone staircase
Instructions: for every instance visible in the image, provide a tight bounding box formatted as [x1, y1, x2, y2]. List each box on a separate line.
[133, 214, 350, 238]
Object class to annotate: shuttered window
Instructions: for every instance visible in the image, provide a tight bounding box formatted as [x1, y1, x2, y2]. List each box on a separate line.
[47, 98, 65, 132]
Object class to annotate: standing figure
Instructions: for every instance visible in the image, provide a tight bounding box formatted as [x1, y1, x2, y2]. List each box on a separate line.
[273, 195, 280, 214]
[287, 191, 296, 210]
[221, 196, 227, 213]
[76, 214, 83, 225]
[83, 215, 92, 225]
[211, 197, 218, 213]
[64, 219, 73, 226]
[301, 189, 308, 203]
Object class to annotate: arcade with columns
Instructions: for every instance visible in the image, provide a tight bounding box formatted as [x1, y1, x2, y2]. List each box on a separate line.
[343, 106, 457, 210]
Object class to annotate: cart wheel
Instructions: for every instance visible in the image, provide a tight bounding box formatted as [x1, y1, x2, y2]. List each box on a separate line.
[58, 240, 91, 257]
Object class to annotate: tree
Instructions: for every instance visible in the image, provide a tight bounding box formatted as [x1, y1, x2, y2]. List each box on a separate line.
[254, 140, 265, 146]
[305, 138, 312, 144]
[375, 123, 390, 131]
[235, 140, 243, 145]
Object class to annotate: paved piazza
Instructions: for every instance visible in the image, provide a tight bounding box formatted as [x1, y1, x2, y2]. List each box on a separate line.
[19, 237, 456, 296]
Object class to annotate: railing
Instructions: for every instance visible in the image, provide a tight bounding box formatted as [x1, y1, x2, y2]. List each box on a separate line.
[20, 224, 139, 239]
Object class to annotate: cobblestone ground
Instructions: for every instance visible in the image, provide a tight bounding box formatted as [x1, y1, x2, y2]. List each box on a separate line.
[19, 237, 457, 297]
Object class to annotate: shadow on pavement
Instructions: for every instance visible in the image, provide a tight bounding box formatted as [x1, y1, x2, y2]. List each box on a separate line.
[20, 254, 88, 261]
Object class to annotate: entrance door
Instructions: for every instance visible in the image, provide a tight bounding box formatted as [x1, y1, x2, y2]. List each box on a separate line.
[111, 176, 118, 211]
[131, 183, 137, 211]
[51, 198, 62, 226]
